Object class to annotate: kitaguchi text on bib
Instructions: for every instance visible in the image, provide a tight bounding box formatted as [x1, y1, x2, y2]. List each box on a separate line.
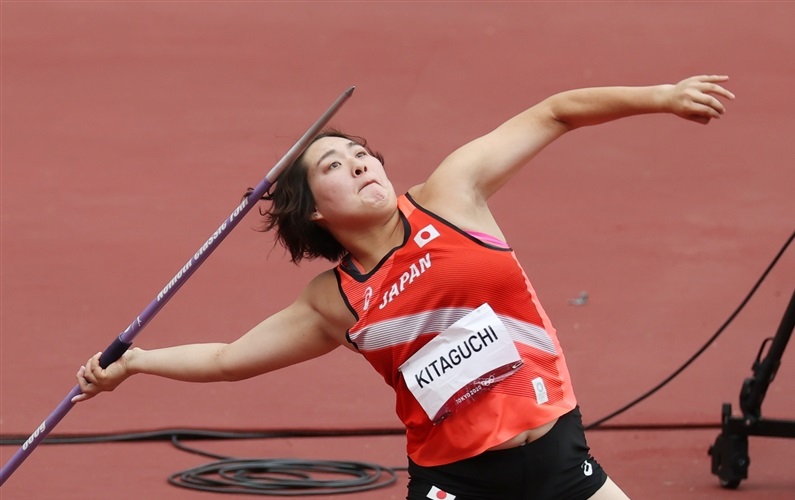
[399, 303, 523, 423]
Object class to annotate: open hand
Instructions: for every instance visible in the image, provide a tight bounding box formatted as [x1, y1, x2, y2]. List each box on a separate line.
[667, 75, 735, 124]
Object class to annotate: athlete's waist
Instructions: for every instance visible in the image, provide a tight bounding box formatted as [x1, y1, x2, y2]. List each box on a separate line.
[486, 418, 559, 451]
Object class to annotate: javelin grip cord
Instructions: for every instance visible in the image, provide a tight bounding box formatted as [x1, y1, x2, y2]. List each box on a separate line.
[0, 86, 355, 486]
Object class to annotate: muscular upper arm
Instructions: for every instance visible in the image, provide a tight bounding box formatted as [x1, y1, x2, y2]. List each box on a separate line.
[216, 270, 353, 381]
[417, 98, 570, 216]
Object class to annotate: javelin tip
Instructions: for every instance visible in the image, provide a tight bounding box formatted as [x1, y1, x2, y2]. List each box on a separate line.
[344, 86, 356, 96]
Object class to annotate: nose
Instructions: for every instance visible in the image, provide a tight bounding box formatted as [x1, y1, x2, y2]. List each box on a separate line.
[353, 164, 368, 177]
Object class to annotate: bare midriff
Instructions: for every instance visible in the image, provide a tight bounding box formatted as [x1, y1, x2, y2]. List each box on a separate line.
[487, 418, 559, 451]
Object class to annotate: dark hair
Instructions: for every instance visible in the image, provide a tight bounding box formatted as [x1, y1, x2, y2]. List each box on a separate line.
[248, 129, 385, 264]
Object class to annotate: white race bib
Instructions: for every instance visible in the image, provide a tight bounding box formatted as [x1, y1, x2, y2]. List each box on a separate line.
[399, 303, 523, 423]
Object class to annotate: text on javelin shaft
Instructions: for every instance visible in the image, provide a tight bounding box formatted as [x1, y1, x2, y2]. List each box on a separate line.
[156, 198, 249, 301]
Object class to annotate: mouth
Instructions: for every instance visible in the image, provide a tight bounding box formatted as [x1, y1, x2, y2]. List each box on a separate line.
[359, 179, 379, 192]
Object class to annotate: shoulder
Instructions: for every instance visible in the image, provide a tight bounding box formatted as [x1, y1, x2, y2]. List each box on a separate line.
[300, 269, 356, 341]
[305, 268, 342, 297]
[408, 180, 497, 236]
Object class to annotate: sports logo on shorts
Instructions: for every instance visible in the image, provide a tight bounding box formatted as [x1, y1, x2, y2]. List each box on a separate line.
[582, 459, 593, 476]
[427, 485, 456, 499]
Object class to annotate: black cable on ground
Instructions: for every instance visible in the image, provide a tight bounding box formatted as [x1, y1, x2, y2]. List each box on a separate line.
[167, 435, 399, 496]
[585, 228, 794, 430]
[0, 429, 405, 495]
[0, 427, 407, 446]
[0, 421, 720, 448]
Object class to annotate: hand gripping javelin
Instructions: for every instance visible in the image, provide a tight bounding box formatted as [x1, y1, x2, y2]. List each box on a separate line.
[0, 86, 355, 486]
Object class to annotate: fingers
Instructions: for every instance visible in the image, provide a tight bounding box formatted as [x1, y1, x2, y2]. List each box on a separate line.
[88, 351, 101, 376]
[72, 352, 103, 403]
[671, 75, 735, 123]
[686, 114, 712, 125]
[687, 75, 736, 100]
[705, 82, 736, 101]
[690, 99, 724, 120]
[73, 366, 94, 403]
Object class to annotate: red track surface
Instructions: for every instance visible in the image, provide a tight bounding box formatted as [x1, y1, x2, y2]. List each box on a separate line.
[2, 2, 794, 499]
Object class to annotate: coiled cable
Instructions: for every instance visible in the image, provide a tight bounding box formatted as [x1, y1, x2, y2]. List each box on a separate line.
[166, 433, 400, 495]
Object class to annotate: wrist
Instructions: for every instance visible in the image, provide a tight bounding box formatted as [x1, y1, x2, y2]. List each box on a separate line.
[653, 84, 675, 113]
[123, 347, 144, 375]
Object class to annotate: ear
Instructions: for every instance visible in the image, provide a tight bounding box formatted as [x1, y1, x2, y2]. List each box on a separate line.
[309, 209, 324, 222]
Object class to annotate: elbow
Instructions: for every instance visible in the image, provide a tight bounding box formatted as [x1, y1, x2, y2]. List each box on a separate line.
[215, 345, 246, 382]
[215, 344, 268, 382]
[537, 96, 577, 133]
[552, 114, 577, 132]
[545, 92, 589, 131]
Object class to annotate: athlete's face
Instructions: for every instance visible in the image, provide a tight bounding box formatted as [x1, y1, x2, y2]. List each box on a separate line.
[303, 136, 396, 225]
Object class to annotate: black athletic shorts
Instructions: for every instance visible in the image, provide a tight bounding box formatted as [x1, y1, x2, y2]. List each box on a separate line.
[406, 407, 607, 500]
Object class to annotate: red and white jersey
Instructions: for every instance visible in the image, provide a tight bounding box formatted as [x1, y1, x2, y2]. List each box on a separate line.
[335, 194, 577, 466]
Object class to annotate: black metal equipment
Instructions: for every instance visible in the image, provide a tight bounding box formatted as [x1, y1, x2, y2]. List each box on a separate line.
[708, 287, 795, 489]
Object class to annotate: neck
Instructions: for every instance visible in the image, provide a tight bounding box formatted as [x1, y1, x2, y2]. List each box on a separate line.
[335, 209, 404, 273]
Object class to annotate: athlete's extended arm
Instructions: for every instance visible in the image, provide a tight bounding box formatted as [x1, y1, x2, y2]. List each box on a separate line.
[73, 271, 348, 402]
[418, 75, 734, 222]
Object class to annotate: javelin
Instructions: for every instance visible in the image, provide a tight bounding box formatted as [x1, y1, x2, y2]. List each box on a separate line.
[0, 86, 355, 485]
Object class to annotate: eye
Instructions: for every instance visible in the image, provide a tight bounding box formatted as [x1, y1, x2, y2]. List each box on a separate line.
[328, 161, 341, 170]
[356, 150, 368, 158]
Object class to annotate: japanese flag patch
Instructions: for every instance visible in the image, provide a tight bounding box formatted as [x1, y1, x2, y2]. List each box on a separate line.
[427, 485, 456, 499]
